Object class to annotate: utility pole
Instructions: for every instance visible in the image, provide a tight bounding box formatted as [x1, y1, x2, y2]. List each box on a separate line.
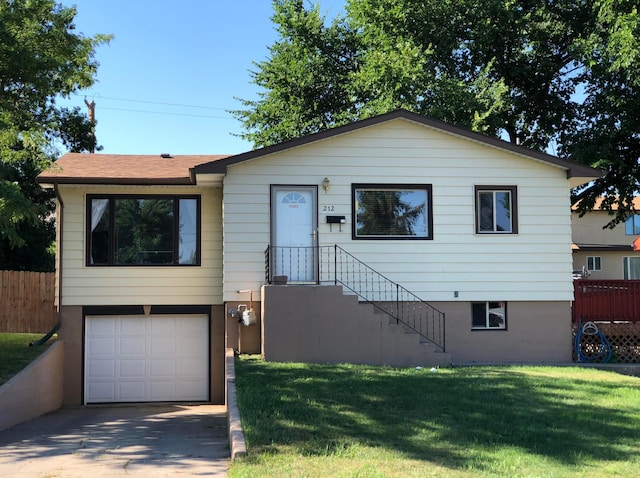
[84, 97, 96, 153]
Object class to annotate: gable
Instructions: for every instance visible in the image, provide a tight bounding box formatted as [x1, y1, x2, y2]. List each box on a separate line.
[194, 109, 601, 188]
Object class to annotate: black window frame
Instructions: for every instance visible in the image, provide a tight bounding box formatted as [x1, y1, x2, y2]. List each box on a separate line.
[475, 185, 518, 234]
[471, 301, 508, 330]
[352, 183, 434, 240]
[86, 194, 201, 267]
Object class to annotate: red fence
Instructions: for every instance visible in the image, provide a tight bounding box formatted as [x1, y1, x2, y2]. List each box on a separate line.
[573, 280, 640, 323]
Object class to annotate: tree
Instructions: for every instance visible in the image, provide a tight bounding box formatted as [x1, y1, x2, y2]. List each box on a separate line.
[0, 0, 110, 271]
[563, 0, 640, 225]
[232, 0, 361, 146]
[234, 0, 640, 224]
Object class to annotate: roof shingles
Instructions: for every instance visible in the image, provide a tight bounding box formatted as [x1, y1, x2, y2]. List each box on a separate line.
[37, 153, 228, 185]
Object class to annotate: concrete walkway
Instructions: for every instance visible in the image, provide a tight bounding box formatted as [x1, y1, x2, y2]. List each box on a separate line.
[0, 404, 229, 477]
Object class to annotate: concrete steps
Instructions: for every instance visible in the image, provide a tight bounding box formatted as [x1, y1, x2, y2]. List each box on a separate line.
[335, 292, 451, 367]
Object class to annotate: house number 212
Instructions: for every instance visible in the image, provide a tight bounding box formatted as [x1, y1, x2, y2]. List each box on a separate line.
[322, 205, 335, 212]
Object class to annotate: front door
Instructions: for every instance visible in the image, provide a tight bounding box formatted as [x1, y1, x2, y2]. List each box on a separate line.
[271, 186, 318, 282]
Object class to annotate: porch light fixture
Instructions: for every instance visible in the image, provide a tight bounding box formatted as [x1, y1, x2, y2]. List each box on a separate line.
[322, 177, 330, 192]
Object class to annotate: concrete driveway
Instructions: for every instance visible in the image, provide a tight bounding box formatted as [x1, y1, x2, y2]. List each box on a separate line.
[0, 404, 229, 477]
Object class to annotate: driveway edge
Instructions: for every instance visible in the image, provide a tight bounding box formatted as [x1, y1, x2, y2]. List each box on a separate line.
[226, 348, 247, 459]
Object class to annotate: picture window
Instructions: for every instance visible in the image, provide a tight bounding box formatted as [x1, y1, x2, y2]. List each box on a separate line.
[352, 184, 433, 240]
[87, 195, 200, 266]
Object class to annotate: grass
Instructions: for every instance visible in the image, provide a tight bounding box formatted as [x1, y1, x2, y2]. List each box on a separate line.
[229, 356, 640, 478]
[0, 333, 55, 386]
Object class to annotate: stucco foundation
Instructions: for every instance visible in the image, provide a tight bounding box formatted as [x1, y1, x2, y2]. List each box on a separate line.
[261, 285, 573, 365]
[261, 285, 451, 367]
[437, 301, 573, 363]
[59, 305, 82, 405]
[225, 301, 261, 354]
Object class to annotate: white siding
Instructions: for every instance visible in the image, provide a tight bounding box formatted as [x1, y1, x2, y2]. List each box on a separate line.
[58, 184, 222, 306]
[221, 118, 574, 302]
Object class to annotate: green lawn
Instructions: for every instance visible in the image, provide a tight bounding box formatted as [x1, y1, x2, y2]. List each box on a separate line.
[230, 356, 640, 478]
[0, 333, 54, 386]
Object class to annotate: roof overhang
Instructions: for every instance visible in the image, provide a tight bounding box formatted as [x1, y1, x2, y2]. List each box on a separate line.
[572, 243, 635, 252]
[36, 153, 229, 187]
[37, 177, 197, 187]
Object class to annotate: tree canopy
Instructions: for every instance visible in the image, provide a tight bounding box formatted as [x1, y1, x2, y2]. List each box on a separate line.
[234, 0, 640, 224]
[0, 0, 110, 270]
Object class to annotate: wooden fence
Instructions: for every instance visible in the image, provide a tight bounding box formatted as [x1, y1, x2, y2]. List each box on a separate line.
[0, 271, 57, 333]
[573, 280, 640, 323]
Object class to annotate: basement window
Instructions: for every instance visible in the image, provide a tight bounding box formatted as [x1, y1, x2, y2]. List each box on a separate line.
[472, 301, 507, 330]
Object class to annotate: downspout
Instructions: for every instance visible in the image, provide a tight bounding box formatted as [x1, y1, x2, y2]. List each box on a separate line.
[54, 184, 64, 315]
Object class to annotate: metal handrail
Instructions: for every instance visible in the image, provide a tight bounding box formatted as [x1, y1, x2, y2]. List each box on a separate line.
[265, 244, 445, 351]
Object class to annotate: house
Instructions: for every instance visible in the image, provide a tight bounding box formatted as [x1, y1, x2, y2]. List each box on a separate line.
[37, 109, 600, 406]
[572, 197, 640, 279]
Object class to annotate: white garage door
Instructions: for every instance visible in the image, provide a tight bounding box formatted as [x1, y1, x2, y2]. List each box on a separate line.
[85, 315, 209, 403]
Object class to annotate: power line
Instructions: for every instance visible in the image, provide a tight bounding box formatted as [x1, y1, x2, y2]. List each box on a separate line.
[98, 106, 234, 120]
[71, 92, 234, 112]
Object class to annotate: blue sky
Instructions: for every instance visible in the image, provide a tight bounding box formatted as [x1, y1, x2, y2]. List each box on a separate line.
[62, 1, 346, 155]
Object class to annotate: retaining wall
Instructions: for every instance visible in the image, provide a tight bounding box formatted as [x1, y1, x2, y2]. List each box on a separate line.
[0, 341, 64, 431]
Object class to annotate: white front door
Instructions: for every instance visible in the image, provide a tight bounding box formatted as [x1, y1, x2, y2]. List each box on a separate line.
[271, 186, 318, 282]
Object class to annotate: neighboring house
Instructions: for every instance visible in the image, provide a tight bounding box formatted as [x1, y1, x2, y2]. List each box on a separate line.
[37, 109, 600, 406]
[572, 197, 640, 280]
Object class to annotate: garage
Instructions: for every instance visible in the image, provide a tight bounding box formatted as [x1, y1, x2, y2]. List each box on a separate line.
[84, 315, 209, 403]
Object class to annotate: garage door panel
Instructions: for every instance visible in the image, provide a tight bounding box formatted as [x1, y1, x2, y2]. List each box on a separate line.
[180, 316, 208, 334]
[120, 337, 146, 355]
[119, 382, 146, 401]
[150, 382, 176, 401]
[119, 359, 146, 377]
[88, 317, 117, 334]
[177, 336, 207, 354]
[85, 315, 209, 403]
[150, 317, 175, 334]
[87, 337, 116, 355]
[177, 381, 208, 400]
[150, 360, 175, 377]
[151, 336, 175, 354]
[120, 319, 146, 334]
[87, 360, 116, 378]
[177, 358, 207, 377]
[87, 382, 115, 402]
